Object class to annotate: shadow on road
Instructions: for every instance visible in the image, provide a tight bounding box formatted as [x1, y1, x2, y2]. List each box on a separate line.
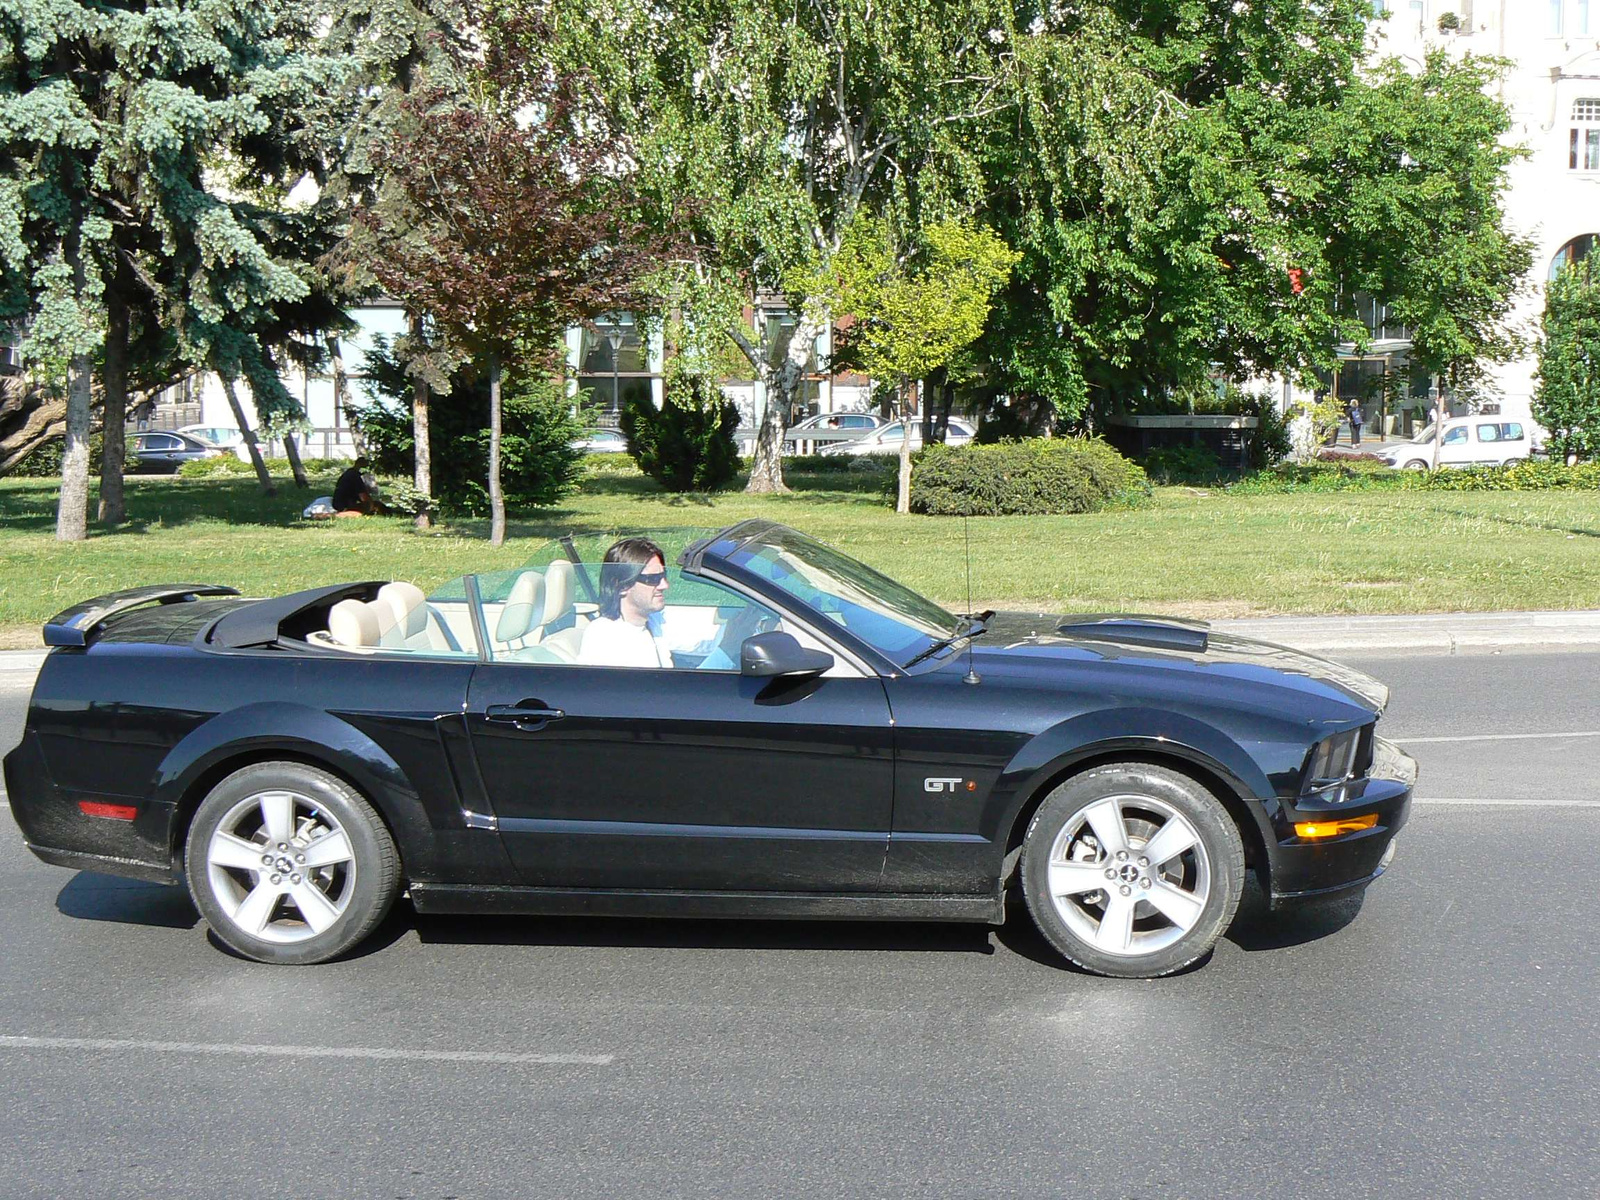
[56, 872, 197, 929]
[410, 906, 996, 956]
[1224, 878, 1365, 952]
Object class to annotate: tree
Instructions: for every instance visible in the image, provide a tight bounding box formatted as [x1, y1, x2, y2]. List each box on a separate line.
[320, 0, 468, 528]
[356, 21, 673, 545]
[1534, 265, 1600, 462]
[971, 4, 1531, 426]
[542, 0, 1023, 494]
[0, 0, 347, 528]
[804, 217, 1016, 512]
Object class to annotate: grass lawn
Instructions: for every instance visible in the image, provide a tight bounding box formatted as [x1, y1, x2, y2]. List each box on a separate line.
[2, 464, 1598, 647]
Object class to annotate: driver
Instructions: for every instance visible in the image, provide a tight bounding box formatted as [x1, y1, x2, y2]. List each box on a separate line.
[579, 537, 673, 668]
[577, 537, 778, 669]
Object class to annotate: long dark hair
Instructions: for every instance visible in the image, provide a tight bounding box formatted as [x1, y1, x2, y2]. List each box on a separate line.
[597, 537, 665, 619]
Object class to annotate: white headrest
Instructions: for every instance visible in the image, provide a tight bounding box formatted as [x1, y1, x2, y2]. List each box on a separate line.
[495, 571, 545, 643]
[378, 581, 429, 639]
[540, 560, 576, 626]
[328, 599, 380, 648]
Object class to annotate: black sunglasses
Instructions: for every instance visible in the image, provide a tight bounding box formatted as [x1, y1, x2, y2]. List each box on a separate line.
[632, 570, 667, 587]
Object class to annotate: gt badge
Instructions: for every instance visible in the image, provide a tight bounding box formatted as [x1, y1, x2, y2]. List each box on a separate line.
[924, 777, 974, 793]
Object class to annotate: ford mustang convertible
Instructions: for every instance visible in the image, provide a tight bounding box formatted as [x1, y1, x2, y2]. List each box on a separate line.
[3, 521, 1415, 977]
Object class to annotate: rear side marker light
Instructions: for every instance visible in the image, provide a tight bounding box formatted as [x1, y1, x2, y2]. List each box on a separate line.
[1295, 813, 1378, 840]
[78, 801, 138, 821]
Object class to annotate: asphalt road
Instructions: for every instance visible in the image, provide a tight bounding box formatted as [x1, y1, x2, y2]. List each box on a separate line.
[1, 651, 1598, 1199]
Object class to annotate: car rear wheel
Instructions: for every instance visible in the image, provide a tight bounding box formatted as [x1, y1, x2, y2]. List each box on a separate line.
[184, 762, 400, 965]
[1020, 763, 1245, 978]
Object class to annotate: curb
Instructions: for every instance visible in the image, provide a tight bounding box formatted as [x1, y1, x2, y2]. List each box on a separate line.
[1213, 610, 1600, 656]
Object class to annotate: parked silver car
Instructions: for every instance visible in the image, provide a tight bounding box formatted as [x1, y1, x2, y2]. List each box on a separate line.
[817, 418, 976, 457]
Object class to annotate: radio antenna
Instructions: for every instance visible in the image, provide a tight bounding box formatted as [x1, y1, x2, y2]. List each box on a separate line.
[963, 512, 981, 686]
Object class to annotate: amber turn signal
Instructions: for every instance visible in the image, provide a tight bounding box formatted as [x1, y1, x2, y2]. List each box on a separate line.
[1294, 813, 1379, 840]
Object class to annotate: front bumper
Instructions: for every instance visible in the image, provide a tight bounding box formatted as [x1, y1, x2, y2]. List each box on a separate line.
[1262, 736, 1416, 906]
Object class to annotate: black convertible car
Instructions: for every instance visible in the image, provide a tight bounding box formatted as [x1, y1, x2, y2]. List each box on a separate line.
[4, 521, 1415, 977]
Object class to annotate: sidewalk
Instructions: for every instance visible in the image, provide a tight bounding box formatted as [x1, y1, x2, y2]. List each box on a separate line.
[2, 610, 1599, 672]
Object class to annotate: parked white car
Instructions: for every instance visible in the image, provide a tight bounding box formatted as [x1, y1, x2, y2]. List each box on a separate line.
[818, 417, 976, 456]
[1377, 418, 1537, 470]
[571, 428, 628, 453]
[177, 425, 243, 449]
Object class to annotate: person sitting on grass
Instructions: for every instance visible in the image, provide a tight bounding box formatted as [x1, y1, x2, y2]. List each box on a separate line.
[332, 457, 375, 517]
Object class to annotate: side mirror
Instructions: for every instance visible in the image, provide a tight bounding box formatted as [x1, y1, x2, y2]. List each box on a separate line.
[740, 630, 834, 678]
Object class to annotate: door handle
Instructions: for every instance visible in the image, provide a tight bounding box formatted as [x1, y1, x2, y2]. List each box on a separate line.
[485, 703, 565, 731]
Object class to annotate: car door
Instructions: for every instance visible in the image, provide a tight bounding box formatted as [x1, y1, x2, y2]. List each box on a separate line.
[463, 569, 895, 892]
[1439, 425, 1470, 465]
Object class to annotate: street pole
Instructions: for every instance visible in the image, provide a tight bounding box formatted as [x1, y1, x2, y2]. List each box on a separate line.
[607, 320, 625, 419]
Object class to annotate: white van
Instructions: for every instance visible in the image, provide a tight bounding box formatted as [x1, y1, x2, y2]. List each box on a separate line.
[1378, 417, 1535, 469]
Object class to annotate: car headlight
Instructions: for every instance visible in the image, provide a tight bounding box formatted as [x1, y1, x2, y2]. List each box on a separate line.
[1306, 728, 1362, 789]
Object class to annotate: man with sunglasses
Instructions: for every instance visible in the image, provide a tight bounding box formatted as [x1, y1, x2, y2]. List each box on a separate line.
[579, 537, 675, 668]
[578, 536, 780, 669]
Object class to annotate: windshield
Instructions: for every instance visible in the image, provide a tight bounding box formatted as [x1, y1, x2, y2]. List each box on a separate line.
[714, 525, 961, 665]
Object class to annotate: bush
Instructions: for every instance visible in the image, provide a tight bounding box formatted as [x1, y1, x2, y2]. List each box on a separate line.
[1397, 460, 1600, 491]
[350, 339, 585, 514]
[620, 373, 741, 492]
[1140, 443, 1224, 484]
[909, 437, 1150, 515]
[1227, 461, 1401, 494]
[10, 434, 130, 477]
[177, 455, 347, 479]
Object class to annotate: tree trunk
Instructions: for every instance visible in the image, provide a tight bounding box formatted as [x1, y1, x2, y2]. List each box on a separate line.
[488, 351, 505, 546]
[1429, 374, 1443, 470]
[282, 433, 309, 488]
[936, 369, 955, 442]
[55, 353, 93, 542]
[98, 287, 128, 524]
[896, 379, 913, 515]
[745, 312, 822, 494]
[410, 312, 432, 530]
[327, 335, 364, 456]
[222, 376, 276, 495]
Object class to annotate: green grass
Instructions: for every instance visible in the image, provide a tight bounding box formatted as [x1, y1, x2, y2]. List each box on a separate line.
[2, 464, 1599, 647]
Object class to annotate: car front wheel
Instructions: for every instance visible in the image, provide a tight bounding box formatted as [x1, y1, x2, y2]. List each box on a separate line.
[1020, 763, 1245, 978]
[1402, 458, 1430, 470]
[184, 762, 401, 965]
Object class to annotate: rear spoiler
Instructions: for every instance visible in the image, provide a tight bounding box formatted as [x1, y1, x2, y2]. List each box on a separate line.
[43, 584, 241, 647]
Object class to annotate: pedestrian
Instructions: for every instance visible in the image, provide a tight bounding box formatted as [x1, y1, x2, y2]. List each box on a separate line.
[1348, 400, 1363, 447]
[332, 456, 374, 516]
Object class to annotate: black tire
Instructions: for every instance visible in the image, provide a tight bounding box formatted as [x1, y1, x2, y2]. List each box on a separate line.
[1402, 459, 1430, 471]
[184, 761, 401, 965]
[1020, 763, 1245, 978]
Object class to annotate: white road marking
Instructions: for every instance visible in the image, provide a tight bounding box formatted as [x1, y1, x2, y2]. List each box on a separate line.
[1415, 797, 1600, 809]
[1391, 730, 1600, 745]
[0, 1035, 613, 1066]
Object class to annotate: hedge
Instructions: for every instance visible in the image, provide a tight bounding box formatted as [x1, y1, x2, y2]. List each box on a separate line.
[909, 437, 1150, 515]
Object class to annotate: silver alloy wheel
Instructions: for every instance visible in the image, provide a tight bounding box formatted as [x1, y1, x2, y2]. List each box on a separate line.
[204, 789, 358, 945]
[1045, 793, 1212, 958]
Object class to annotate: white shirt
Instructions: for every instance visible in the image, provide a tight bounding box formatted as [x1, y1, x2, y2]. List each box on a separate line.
[578, 615, 669, 668]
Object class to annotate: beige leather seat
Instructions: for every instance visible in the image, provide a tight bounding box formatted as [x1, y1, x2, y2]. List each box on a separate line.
[494, 572, 545, 648]
[379, 581, 460, 652]
[328, 599, 381, 648]
[535, 560, 584, 660]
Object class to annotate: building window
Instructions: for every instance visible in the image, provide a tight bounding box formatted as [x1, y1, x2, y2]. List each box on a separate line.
[1579, 0, 1593, 34]
[1550, 233, 1600, 279]
[1571, 100, 1600, 170]
[1551, 0, 1565, 35]
[576, 314, 657, 417]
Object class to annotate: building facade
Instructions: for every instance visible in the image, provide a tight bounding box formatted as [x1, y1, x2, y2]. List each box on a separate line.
[1371, 0, 1600, 424]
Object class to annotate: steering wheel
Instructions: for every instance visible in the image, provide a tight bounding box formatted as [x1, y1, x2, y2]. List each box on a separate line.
[713, 604, 780, 659]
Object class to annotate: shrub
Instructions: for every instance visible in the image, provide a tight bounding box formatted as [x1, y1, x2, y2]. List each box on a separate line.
[350, 338, 585, 513]
[1140, 443, 1224, 484]
[1227, 461, 1401, 494]
[177, 455, 348, 479]
[1397, 460, 1600, 491]
[10, 434, 131, 477]
[621, 373, 741, 492]
[909, 437, 1150, 515]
